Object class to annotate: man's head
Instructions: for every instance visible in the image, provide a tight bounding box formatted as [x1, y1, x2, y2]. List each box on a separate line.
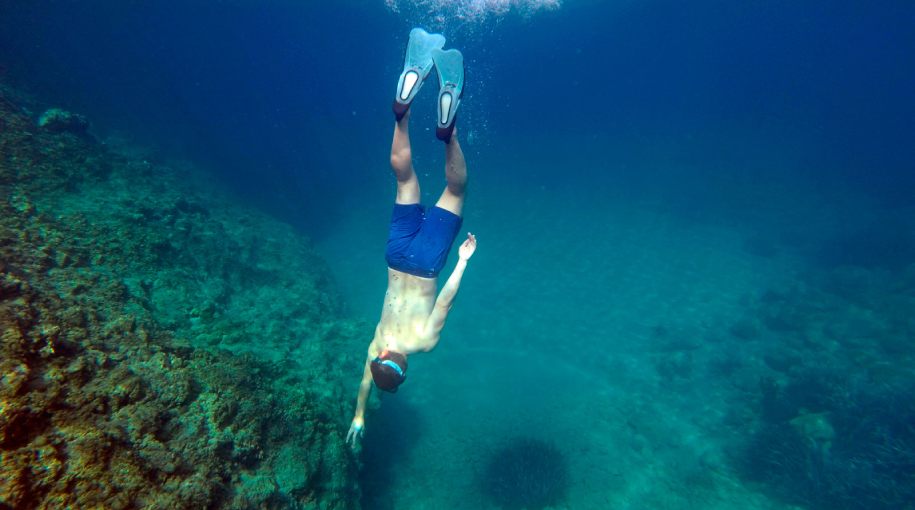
[371, 350, 408, 392]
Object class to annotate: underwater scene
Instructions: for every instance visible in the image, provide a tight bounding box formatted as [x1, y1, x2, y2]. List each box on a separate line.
[1, 1, 914, 509]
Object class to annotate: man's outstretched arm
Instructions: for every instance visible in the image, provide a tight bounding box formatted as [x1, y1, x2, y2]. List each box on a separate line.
[424, 233, 477, 348]
[346, 356, 374, 448]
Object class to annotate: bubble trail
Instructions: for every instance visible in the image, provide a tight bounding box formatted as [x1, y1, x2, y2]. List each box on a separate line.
[385, 0, 560, 24]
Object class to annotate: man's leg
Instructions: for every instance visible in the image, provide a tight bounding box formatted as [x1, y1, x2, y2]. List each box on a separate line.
[434, 134, 467, 216]
[390, 112, 420, 204]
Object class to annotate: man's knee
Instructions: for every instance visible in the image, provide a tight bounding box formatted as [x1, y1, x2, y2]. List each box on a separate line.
[390, 149, 411, 173]
[446, 169, 467, 192]
[446, 179, 466, 197]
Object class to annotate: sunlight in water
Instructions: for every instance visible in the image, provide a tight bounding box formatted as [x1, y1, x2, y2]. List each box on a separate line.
[385, 0, 560, 24]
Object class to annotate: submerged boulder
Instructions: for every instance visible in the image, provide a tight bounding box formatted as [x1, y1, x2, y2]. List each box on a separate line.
[37, 107, 89, 134]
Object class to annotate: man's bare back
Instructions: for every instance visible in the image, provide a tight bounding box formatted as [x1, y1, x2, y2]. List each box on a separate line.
[372, 269, 439, 356]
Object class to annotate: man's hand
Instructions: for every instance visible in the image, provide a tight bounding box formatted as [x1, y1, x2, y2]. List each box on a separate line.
[346, 417, 364, 449]
[458, 232, 477, 261]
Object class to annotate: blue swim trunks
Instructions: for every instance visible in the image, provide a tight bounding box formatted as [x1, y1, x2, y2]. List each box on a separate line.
[385, 204, 463, 278]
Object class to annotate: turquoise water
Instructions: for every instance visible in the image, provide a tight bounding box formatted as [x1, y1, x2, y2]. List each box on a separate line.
[2, 1, 914, 509]
[321, 124, 912, 509]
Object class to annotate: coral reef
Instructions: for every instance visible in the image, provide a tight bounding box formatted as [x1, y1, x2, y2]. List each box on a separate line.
[480, 437, 569, 510]
[1, 83, 365, 508]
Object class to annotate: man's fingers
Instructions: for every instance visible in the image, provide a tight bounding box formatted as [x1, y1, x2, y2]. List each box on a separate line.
[346, 425, 359, 444]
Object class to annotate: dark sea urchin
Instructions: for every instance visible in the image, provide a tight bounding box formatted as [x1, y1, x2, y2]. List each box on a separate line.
[481, 437, 569, 510]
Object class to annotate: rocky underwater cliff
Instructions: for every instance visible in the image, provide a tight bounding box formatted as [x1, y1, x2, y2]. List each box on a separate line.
[0, 82, 366, 509]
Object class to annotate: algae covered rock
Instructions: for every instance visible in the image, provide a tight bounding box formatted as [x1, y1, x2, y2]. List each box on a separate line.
[37, 107, 89, 134]
[1, 82, 363, 508]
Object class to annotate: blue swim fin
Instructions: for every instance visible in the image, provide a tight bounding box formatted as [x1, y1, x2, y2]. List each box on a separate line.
[431, 48, 464, 142]
[393, 28, 446, 120]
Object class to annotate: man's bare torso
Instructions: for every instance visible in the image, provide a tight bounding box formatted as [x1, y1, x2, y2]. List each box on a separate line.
[370, 268, 437, 356]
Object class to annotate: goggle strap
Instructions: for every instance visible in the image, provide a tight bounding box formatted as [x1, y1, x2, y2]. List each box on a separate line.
[373, 357, 406, 379]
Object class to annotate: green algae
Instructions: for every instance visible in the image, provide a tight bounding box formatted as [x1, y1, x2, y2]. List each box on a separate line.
[1, 83, 365, 509]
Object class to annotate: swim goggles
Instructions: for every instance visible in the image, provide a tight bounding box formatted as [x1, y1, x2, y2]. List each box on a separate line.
[372, 356, 406, 380]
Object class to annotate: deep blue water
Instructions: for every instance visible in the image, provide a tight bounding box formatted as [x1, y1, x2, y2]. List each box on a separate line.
[3, 1, 915, 509]
[3, 1, 914, 227]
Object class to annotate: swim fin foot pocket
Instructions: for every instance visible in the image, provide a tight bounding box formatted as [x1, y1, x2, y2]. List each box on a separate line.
[431, 48, 464, 142]
[393, 28, 446, 120]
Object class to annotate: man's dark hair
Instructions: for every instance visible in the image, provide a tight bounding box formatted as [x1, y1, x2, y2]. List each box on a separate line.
[371, 351, 408, 393]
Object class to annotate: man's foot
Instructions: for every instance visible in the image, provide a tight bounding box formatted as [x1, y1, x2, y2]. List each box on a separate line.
[431, 48, 464, 142]
[393, 28, 446, 121]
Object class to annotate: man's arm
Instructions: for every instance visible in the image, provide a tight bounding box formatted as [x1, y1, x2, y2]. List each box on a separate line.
[424, 233, 477, 348]
[346, 355, 374, 447]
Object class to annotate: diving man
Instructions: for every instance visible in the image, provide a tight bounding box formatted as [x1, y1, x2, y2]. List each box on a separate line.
[346, 28, 475, 448]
